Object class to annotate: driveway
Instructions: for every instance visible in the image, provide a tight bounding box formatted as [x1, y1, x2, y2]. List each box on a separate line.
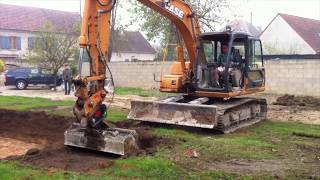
[0, 86, 76, 101]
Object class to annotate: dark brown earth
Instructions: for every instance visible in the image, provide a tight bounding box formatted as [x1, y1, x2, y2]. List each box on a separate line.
[0, 109, 172, 171]
[274, 95, 320, 109]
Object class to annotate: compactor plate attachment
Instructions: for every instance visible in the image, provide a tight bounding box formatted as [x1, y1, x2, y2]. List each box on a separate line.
[64, 123, 138, 155]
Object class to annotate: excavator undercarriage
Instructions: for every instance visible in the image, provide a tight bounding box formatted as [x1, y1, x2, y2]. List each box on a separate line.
[129, 96, 267, 133]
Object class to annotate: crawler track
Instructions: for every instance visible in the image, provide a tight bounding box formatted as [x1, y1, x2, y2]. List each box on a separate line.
[215, 98, 267, 133]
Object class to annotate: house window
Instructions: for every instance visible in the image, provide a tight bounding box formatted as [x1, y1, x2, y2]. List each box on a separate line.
[0, 36, 21, 50]
[10, 36, 21, 50]
[28, 37, 45, 50]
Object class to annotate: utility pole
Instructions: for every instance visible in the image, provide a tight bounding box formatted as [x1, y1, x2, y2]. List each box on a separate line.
[79, 0, 82, 23]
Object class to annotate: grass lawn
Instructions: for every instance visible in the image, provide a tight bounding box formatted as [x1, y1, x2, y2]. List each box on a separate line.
[115, 87, 172, 97]
[0, 96, 319, 179]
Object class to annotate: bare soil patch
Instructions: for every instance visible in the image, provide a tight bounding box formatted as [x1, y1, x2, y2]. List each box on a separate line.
[0, 109, 172, 171]
[207, 159, 290, 176]
[268, 105, 320, 125]
[274, 95, 320, 109]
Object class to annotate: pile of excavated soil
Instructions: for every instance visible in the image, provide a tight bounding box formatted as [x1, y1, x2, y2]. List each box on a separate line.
[273, 95, 320, 109]
[0, 109, 172, 171]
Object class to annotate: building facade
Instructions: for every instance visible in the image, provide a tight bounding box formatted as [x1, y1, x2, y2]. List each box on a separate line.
[0, 3, 80, 64]
[111, 31, 156, 62]
[0, 4, 156, 64]
[260, 13, 320, 55]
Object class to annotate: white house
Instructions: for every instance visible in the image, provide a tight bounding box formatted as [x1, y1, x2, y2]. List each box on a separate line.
[111, 31, 156, 62]
[0, 3, 156, 64]
[260, 13, 320, 55]
[0, 3, 80, 64]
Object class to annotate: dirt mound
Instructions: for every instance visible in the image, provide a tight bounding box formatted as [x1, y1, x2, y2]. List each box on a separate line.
[0, 109, 172, 171]
[115, 120, 174, 155]
[274, 95, 320, 109]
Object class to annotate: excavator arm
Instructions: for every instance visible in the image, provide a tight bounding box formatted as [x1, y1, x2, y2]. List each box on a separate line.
[66, 0, 202, 155]
[73, 0, 201, 125]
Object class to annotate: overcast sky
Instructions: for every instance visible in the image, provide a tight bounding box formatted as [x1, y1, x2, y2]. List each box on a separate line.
[0, 0, 319, 30]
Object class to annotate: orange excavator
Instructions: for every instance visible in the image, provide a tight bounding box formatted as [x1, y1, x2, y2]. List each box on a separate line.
[64, 0, 267, 155]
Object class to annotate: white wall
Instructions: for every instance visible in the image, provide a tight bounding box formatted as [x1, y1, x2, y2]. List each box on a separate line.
[260, 16, 315, 54]
[111, 52, 156, 62]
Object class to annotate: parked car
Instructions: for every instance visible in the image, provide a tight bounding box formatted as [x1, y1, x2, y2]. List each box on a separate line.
[5, 64, 20, 71]
[4, 67, 62, 90]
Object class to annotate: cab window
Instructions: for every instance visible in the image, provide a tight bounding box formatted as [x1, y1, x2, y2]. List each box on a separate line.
[249, 40, 263, 68]
[202, 41, 214, 63]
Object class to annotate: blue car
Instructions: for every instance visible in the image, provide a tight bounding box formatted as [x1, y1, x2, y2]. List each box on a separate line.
[4, 67, 62, 90]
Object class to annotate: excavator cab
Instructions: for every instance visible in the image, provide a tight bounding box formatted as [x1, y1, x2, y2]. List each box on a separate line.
[195, 31, 265, 98]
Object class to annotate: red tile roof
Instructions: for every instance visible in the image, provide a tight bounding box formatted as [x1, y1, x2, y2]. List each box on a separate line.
[279, 13, 320, 54]
[226, 20, 262, 37]
[0, 3, 79, 33]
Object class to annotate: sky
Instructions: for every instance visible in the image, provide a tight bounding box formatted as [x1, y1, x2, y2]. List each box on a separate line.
[0, 0, 319, 30]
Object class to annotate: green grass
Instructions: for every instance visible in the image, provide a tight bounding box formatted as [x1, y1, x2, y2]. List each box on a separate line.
[0, 96, 73, 111]
[0, 96, 128, 122]
[154, 127, 276, 160]
[0, 161, 253, 180]
[103, 156, 186, 179]
[0, 96, 319, 179]
[107, 108, 128, 122]
[115, 87, 172, 97]
[0, 162, 91, 180]
[153, 121, 320, 161]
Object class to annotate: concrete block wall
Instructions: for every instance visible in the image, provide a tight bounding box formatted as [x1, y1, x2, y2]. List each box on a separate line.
[265, 59, 320, 96]
[1, 61, 172, 89]
[82, 59, 320, 96]
[107, 62, 173, 89]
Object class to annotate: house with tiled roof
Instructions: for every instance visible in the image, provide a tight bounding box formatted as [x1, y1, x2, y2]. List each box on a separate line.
[0, 3, 156, 63]
[224, 20, 262, 37]
[111, 31, 156, 62]
[260, 13, 320, 55]
[0, 3, 80, 63]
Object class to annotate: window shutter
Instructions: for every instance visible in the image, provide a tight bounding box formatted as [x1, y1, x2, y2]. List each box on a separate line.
[28, 37, 34, 49]
[16, 37, 21, 50]
[3, 37, 10, 49]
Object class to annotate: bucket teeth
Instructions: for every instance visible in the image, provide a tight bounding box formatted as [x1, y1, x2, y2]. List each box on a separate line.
[64, 123, 139, 155]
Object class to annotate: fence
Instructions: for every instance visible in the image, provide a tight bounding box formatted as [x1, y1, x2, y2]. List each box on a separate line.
[104, 57, 320, 96]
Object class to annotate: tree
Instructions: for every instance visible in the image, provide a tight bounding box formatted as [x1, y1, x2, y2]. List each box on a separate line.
[0, 59, 4, 73]
[129, 0, 231, 46]
[25, 22, 79, 89]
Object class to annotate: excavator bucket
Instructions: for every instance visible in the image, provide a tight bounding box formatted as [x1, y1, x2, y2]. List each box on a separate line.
[128, 96, 267, 133]
[64, 123, 139, 155]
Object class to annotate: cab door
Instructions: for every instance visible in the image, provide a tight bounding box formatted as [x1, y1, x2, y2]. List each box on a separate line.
[246, 39, 265, 88]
